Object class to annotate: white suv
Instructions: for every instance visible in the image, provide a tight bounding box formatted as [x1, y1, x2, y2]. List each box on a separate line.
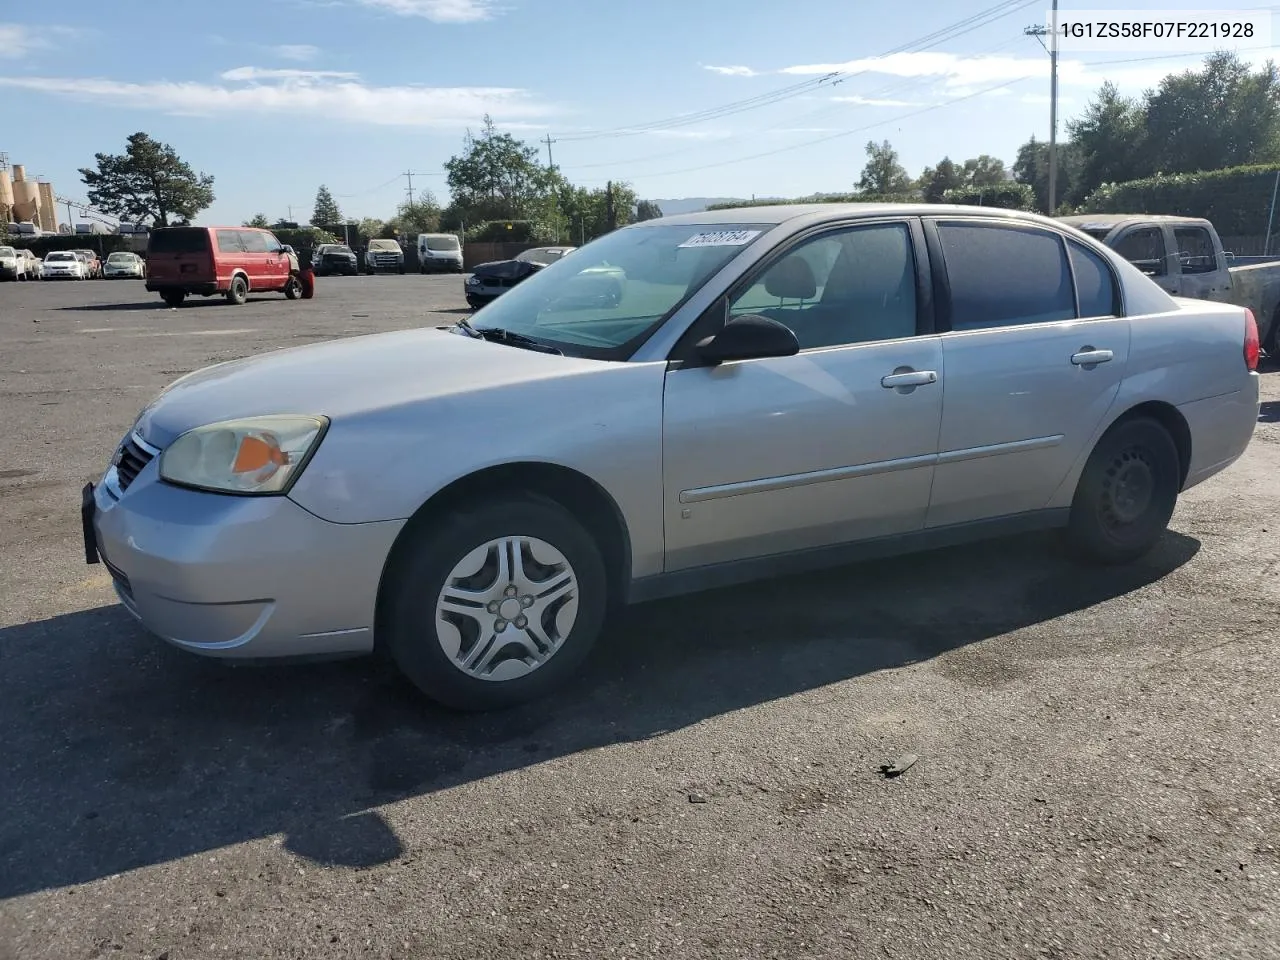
[364, 239, 405, 275]
[0, 245, 30, 281]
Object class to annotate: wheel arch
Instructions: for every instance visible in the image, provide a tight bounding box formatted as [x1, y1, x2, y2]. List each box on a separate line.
[374, 461, 633, 648]
[228, 268, 250, 290]
[1101, 399, 1192, 489]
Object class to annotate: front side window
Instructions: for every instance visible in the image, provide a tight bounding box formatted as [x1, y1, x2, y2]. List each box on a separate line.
[1173, 226, 1216, 275]
[262, 232, 284, 254]
[238, 231, 269, 254]
[937, 222, 1075, 330]
[728, 222, 918, 349]
[1112, 227, 1167, 276]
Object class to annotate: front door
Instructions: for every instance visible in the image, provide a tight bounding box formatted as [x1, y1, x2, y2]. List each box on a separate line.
[661, 220, 944, 571]
[925, 220, 1131, 528]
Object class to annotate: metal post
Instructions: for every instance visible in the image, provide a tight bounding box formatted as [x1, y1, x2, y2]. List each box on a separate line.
[542, 135, 557, 170]
[1048, 0, 1059, 214]
[1264, 169, 1280, 257]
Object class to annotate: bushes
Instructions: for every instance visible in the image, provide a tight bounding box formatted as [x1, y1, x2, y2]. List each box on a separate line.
[9, 234, 133, 257]
[942, 183, 1036, 210]
[1079, 163, 1280, 236]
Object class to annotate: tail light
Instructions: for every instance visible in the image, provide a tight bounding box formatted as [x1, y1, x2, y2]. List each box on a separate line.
[1244, 308, 1260, 371]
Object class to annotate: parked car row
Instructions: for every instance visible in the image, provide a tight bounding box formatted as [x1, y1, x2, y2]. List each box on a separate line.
[0, 247, 147, 281]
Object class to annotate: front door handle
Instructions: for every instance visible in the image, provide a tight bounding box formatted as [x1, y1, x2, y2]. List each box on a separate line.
[881, 370, 938, 389]
[1071, 348, 1114, 366]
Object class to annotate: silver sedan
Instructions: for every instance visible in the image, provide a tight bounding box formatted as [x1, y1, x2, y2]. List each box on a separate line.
[85, 204, 1261, 710]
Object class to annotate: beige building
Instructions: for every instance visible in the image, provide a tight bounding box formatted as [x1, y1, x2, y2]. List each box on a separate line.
[1, 162, 58, 232]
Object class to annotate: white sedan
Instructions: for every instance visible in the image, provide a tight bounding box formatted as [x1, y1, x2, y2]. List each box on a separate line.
[104, 251, 146, 279]
[42, 251, 88, 280]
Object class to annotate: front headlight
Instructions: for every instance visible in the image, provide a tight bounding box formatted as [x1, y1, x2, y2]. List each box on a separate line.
[159, 415, 328, 495]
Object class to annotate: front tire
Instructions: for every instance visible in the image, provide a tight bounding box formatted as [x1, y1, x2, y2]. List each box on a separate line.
[1065, 416, 1181, 565]
[226, 275, 248, 305]
[382, 495, 608, 711]
[283, 275, 302, 300]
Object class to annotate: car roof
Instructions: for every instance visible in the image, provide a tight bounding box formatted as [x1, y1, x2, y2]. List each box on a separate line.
[640, 203, 1081, 229]
[1058, 213, 1210, 228]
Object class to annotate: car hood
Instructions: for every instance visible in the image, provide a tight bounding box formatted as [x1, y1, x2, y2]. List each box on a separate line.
[471, 259, 539, 280]
[133, 326, 604, 448]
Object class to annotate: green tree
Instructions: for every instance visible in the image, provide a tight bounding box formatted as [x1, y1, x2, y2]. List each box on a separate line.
[1067, 82, 1149, 199]
[78, 132, 214, 227]
[635, 199, 664, 221]
[1143, 51, 1280, 176]
[917, 157, 965, 203]
[1013, 136, 1084, 212]
[356, 217, 386, 240]
[961, 154, 1008, 187]
[311, 185, 342, 226]
[445, 116, 557, 224]
[856, 140, 914, 196]
[243, 213, 270, 228]
[392, 196, 442, 235]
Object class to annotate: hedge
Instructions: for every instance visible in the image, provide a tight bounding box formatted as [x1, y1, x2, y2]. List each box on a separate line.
[1080, 164, 1280, 236]
[6, 234, 133, 257]
[465, 220, 557, 243]
[941, 183, 1035, 210]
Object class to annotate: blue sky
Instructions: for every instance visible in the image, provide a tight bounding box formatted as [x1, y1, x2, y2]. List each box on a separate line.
[0, 0, 1275, 225]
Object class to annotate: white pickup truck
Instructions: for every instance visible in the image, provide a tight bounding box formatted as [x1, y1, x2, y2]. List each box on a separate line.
[1059, 214, 1280, 355]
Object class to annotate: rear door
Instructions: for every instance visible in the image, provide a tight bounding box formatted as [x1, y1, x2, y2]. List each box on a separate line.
[924, 219, 1130, 528]
[147, 228, 214, 285]
[215, 229, 247, 288]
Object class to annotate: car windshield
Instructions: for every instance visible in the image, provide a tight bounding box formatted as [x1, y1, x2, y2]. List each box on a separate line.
[0, 247, 14, 257]
[470, 223, 770, 358]
[107, 253, 133, 262]
[425, 236, 460, 251]
[516, 247, 570, 266]
[368, 240, 399, 251]
[47, 253, 74, 261]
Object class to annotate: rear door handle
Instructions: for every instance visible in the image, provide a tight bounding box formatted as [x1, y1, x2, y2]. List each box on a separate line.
[1071, 349, 1113, 366]
[881, 370, 938, 388]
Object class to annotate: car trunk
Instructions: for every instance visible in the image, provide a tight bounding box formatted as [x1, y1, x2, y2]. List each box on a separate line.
[146, 228, 213, 283]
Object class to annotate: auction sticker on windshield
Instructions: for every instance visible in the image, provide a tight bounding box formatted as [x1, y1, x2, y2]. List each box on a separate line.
[678, 230, 762, 248]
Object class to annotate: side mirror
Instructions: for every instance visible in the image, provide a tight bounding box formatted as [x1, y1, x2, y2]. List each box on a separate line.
[696, 314, 799, 365]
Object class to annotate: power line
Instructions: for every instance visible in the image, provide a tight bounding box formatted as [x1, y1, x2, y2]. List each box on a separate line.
[554, 0, 1042, 143]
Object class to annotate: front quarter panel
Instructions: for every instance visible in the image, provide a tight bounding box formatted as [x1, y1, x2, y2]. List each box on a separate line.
[286, 360, 669, 578]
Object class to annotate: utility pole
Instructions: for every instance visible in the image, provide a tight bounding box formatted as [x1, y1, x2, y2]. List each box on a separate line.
[1024, 0, 1060, 213]
[403, 171, 419, 207]
[605, 181, 616, 232]
[542, 135, 557, 170]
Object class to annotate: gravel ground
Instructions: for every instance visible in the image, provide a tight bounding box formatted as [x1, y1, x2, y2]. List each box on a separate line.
[1, 276, 1278, 960]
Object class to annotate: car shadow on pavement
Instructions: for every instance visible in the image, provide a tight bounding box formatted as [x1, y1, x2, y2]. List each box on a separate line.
[0, 529, 1199, 898]
[56, 300, 273, 312]
[1258, 400, 1280, 423]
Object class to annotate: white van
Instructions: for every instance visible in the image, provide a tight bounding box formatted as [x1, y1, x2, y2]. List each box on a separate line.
[416, 233, 463, 274]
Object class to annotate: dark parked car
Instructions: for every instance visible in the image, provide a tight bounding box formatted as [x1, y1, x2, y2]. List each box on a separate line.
[312, 243, 359, 277]
[465, 246, 626, 310]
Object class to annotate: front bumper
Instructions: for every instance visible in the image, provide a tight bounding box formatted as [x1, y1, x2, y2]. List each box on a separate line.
[85, 449, 405, 660]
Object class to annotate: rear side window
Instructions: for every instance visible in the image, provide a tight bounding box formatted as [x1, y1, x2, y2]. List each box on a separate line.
[216, 230, 244, 253]
[148, 228, 211, 255]
[936, 223, 1075, 330]
[1173, 226, 1216, 275]
[1068, 243, 1119, 318]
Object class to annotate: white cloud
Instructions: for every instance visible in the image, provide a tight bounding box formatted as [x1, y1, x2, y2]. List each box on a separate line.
[703, 64, 760, 78]
[0, 71, 556, 128]
[220, 66, 360, 81]
[354, 0, 497, 22]
[0, 23, 81, 58]
[832, 94, 924, 107]
[270, 44, 321, 61]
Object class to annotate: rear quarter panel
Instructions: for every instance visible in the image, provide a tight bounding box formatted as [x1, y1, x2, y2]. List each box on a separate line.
[287, 361, 670, 579]
[1228, 262, 1280, 342]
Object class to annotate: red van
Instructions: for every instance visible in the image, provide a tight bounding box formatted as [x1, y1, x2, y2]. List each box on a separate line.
[145, 226, 302, 307]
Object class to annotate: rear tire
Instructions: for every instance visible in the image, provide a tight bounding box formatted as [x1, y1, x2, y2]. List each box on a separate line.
[226, 275, 248, 305]
[1065, 416, 1180, 565]
[283, 275, 302, 300]
[382, 495, 608, 711]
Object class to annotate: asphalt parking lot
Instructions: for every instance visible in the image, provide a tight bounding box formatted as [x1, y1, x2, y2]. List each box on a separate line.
[2, 276, 1279, 960]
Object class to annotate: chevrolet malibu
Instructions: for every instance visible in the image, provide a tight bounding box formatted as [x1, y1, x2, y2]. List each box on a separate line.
[84, 205, 1261, 711]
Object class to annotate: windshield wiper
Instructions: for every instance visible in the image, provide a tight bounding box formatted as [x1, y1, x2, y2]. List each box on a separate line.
[454, 318, 563, 355]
